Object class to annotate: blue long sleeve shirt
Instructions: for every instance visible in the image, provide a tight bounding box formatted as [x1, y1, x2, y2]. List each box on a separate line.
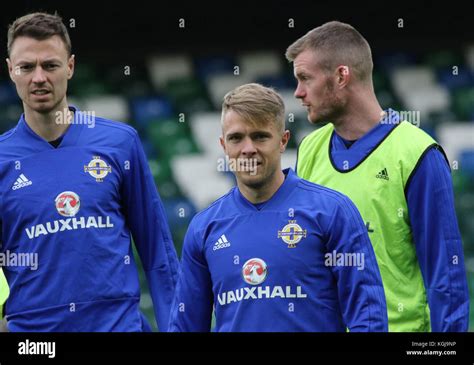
[169, 169, 388, 332]
[0, 107, 179, 331]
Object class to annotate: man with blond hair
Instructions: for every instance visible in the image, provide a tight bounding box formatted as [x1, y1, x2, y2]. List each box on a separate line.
[287, 21, 469, 331]
[168, 83, 388, 332]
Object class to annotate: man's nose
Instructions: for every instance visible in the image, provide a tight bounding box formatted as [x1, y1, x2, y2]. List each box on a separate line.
[241, 137, 257, 156]
[294, 82, 305, 99]
[32, 66, 47, 84]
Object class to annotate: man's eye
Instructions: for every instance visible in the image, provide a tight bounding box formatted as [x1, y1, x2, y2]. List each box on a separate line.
[44, 64, 58, 70]
[20, 65, 33, 71]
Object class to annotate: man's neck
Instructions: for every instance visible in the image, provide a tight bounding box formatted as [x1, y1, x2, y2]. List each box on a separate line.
[332, 91, 384, 141]
[24, 102, 72, 142]
[238, 169, 285, 204]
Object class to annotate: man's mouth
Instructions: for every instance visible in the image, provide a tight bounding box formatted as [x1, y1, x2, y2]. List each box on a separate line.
[238, 159, 262, 172]
[31, 89, 50, 95]
[249, 161, 263, 172]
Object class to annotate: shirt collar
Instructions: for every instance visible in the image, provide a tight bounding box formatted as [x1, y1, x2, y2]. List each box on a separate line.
[233, 168, 299, 211]
[332, 108, 399, 151]
[17, 105, 84, 149]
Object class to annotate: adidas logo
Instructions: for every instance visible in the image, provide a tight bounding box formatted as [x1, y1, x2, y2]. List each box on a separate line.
[12, 174, 33, 190]
[213, 234, 231, 251]
[375, 168, 389, 180]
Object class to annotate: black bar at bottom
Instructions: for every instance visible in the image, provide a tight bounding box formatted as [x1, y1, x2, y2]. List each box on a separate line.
[0, 332, 472, 361]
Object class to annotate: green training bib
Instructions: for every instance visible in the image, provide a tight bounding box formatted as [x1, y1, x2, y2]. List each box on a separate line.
[297, 121, 439, 332]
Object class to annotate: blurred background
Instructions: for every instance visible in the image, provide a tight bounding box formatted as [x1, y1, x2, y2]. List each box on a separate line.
[0, 1, 472, 331]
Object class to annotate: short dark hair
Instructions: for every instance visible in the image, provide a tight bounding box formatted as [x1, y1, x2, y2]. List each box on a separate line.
[286, 21, 373, 83]
[7, 12, 72, 56]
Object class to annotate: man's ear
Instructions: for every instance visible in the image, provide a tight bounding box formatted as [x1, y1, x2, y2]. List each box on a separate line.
[336, 65, 350, 88]
[220, 135, 227, 155]
[6, 58, 16, 82]
[280, 130, 291, 153]
[67, 54, 75, 80]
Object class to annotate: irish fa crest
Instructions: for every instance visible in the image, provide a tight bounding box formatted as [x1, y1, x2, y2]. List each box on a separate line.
[278, 220, 307, 248]
[84, 156, 111, 182]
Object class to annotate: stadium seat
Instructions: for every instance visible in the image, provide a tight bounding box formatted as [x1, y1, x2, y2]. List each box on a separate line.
[459, 149, 474, 177]
[82, 95, 129, 122]
[238, 51, 283, 80]
[451, 88, 474, 121]
[375, 52, 418, 73]
[140, 140, 158, 159]
[130, 96, 174, 128]
[206, 73, 254, 109]
[70, 63, 110, 97]
[0, 103, 23, 130]
[190, 112, 222, 156]
[391, 66, 450, 116]
[165, 77, 212, 113]
[256, 75, 296, 90]
[171, 154, 234, 210]
[438, 123, 474, 163]
[0, 81, 19, 105]
[162, 197, 197, 229]
[158, 180, 182, 200]
[102, 64, 153, 97]
[148, 118, 187, 140]
[405, 87, 450, 116]
[147, 54, 194, 91]
[194, 55, 236, 82]
[437, 67, 474, 91]
[148, 158, 172, 184]
[147, 118, 198, 158]
[391, 66, 437, 96]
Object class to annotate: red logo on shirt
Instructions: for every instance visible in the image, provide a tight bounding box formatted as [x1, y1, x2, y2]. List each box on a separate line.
[242, 258, 267, 285]
[55, 191, 80, 217]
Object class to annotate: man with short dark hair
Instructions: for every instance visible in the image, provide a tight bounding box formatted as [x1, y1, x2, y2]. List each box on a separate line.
[0, 12, 179, 332]
[287, 21, 469, 332]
